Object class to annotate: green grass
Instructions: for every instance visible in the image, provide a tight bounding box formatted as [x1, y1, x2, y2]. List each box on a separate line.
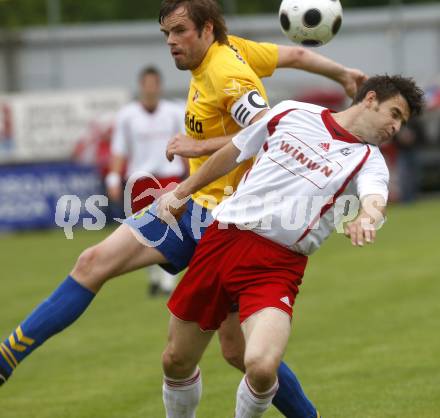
[0, 199, 439, 417]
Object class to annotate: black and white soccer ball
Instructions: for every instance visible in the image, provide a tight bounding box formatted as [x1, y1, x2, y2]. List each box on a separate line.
[279, 0, 343, 47]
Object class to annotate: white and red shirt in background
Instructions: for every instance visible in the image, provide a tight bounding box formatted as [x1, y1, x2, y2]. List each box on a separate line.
[111, 100, 186, 179]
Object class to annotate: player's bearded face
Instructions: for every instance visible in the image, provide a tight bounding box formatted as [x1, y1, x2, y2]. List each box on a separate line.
[362, 93, 410, 146]
[160, 7, 213, 71]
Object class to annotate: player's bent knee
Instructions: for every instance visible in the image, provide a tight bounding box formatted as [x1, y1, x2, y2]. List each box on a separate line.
[218, 318, 245, 372]
[71, 246, 109, 287]
[245, 354, 278, 392]
[220, 342, 245, 372]
[72, 247, 97, 277]
[162, 346, 196, 379]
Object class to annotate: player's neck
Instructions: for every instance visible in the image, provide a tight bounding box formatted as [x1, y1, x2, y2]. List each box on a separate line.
[141, 99, 159, 113]
[191, 36, 216, 73]
[332, 106, 368, 144]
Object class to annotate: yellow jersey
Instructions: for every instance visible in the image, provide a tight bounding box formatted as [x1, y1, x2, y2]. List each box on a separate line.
[185, 35, 278, 208]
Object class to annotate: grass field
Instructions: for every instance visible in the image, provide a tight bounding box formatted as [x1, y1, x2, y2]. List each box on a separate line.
[0, 199, 439, 417]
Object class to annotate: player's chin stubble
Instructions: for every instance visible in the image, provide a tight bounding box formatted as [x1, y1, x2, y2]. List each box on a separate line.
[175, 61, 189, 70]
[174, 56, 196, 71]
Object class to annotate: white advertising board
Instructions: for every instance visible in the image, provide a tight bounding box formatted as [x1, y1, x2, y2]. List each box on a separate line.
[0, 89, 130, 162]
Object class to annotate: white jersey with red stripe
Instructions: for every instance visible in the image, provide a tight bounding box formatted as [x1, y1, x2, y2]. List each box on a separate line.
[212, 100, 389, 255]
[111, 100, 186, 179]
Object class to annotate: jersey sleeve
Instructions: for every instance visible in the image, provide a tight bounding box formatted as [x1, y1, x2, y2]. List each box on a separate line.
[232, 111, 272, 162]
[209, 65, 269, 129]
[111, 108, 129, 157]
[353, 147, 389, 201]
[229, 36, 278, 78]
[207, 37, 279, 129]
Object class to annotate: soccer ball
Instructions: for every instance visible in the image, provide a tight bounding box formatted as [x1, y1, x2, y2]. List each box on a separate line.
[279, 0, 343, 47]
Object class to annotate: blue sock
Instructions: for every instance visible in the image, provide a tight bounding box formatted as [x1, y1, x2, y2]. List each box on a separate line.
[0, 276, 95, 378]
[272, 361, 318, 418]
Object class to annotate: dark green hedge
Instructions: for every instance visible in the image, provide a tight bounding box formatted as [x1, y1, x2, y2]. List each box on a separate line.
[0, 0, 436, 29]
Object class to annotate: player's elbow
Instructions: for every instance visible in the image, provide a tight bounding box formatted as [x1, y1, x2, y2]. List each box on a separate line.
[286, 46, 308, 68]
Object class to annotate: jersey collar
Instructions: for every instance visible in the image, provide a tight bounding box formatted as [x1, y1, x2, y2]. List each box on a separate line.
[192, 41, 219, 77]
[321, 109, 363, 144]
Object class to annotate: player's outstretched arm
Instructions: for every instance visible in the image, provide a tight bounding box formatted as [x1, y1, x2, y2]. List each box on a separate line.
[158, 141, 242, 222]
[166, 133, 234, 161]
[343, 194, 387, 246]
[277, 45, 367, 98]
[166, 110, 269, 161]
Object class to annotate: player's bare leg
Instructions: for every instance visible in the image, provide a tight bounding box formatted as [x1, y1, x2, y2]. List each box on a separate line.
[72, 224, 168, 292]
[162, 315, 214, 417]
[235, 308, 291, 417]
[0, 224, 167, 384]
[218, 311, 246, 371]
[219, 310, 319, 418]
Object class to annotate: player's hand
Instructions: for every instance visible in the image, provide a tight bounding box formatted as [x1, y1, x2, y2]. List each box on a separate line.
[156, 190, 188, 224]
[166, 134, 202, 161]
[343, 216, 376, 247]
[340, 68, 368, 98]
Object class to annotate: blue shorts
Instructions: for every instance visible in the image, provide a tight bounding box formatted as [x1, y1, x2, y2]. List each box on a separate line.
[124, 199, 213, 274]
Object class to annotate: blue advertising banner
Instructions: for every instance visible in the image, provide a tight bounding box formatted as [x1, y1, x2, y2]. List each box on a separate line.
[0, 162, 103, 232]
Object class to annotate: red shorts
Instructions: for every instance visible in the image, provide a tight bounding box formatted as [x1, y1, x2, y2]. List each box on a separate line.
[168, 221, 308, 331]
[130, 176, 182, 213]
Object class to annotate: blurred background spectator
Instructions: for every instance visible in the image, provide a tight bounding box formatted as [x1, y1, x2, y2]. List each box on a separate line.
[394, 118, 426, 203]
[105, 66, 186, 296]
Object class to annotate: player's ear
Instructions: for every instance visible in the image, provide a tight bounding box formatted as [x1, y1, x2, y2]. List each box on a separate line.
[364, 91, 377, 108]
[202, 20, 214, 39]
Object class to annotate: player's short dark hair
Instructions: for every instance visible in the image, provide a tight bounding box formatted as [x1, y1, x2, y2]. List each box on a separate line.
[352, 75, 424, 117]
[138, 66, 162, 82]
[159, 0, 229, 45]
